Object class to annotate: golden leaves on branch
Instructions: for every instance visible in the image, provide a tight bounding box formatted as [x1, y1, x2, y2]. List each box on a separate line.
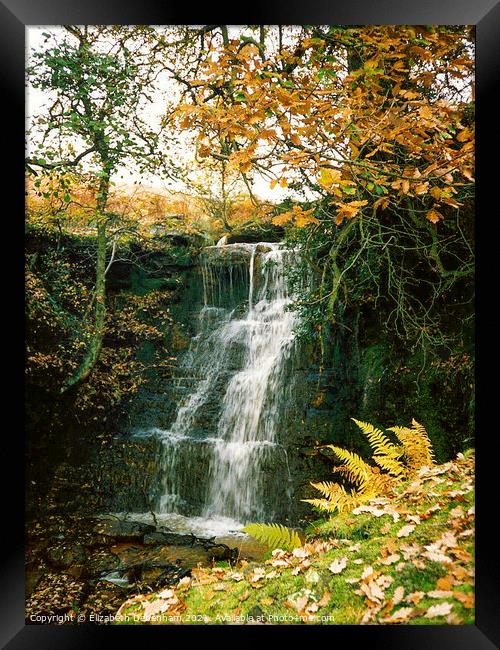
[334, 200, 368, 225]
[272, 205, 319, 228]
[172, 26, 474, 228]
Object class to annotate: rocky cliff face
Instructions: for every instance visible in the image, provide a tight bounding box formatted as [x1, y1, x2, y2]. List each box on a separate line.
[26, 228, 474, 527]
[99, 242, 336, 525]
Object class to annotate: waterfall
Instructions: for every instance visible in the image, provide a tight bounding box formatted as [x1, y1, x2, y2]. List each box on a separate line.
[136, 242, 300, 530]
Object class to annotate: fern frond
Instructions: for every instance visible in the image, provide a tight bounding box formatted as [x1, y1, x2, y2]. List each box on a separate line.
[304, 417, 435, 518]
[411, 419, 434, 457]
[326, 445, 372, 485]
[242, 522, 302, 551]
[302, 498, 340, 513]
[362, 470, 395, 497]
[310, 481, 344, 498]
[305, 482, 366, 513]
[352, 418, 403, 459]
[388, 425, 413, 444]
[372, 454, 406, 478]
[333, 464, 368, 487]
[389, 420, 434, 472]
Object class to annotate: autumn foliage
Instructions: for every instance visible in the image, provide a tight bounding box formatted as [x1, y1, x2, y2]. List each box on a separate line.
[175, 26, 474, 227]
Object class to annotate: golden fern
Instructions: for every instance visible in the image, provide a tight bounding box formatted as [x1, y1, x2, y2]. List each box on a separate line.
[242, 522, 302, 551]
[304, 483, 364, 513]
[352, 418, 406, 478]
[388, 419, 434, 472]
[304, 417, 434, 516]
[361, 468, 395, 497]
[326, 446, 372, 486]
[352, 418, 403, 459]
[372, 454, 406, 479]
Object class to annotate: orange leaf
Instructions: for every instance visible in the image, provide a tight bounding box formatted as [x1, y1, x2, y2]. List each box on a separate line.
[456, 127, 472, 143]
[427, 209, 443, 224]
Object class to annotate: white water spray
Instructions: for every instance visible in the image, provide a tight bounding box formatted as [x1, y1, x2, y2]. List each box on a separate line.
[137, 242, 300, 528]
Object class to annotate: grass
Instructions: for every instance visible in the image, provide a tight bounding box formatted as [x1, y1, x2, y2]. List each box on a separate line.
[115, 452, 475, 626]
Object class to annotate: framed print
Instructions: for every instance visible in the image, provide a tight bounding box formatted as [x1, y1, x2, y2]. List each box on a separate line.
[1, 0, 498, 646]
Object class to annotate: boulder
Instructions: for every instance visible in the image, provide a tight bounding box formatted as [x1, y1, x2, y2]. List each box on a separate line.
[92, 517, 156, 542]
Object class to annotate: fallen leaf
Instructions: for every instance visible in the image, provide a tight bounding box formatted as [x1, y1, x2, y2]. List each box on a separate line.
[329, 557, 348, 574]
[361, 566, 374, 580]
[428, 590, 453, 598]
[289, 595, 309, 612]
[412, 559, 426, 569]
[405, 591, 425, 604]
[305, 569, 320, 584]
[380, 606, 415, 623]
[452, 565, 469, 581]
[446, 613, 463, 625]
[229, 572, 244, 582]
[439, 532, 458, 548]
[352, 505, 387, 517]
[450, 548, 473, 562]
[405, 514, 421, 525]
[177, 576, 191, 590]
[453, 591, 474, 608]
[425, 602, 453, 618]
[397, 524, 415, 538]
[393, 586, 405, 605]
[437, 575, 456, 590]
[317, 590, 331, 608]
[250, 568, 266, 583]
[359, 579, 385, 604]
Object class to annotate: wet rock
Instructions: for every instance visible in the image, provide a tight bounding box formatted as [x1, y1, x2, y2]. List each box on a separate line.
[143, 531, 197, 546]
[46, 543, 86, 569]
[85, 549, 121, 576]
[207, 545, 238, 563]
[226, 223, 284, 243]
[122, 561, 190, 589]
[92, 518, 156, 542]
[202, 243, 253, 266]
[66, 564, 86, 579]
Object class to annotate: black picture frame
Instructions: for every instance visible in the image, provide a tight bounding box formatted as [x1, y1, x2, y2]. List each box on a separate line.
[2, 1, 497, 647]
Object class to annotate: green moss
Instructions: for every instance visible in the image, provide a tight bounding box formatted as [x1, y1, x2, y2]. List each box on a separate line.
[128, 268, 171, 296]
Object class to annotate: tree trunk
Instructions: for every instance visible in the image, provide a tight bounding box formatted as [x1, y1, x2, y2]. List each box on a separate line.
[61, 174, 109, 392]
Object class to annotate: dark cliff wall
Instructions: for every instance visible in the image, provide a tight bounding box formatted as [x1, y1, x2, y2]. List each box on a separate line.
[26, 227, 474, 525]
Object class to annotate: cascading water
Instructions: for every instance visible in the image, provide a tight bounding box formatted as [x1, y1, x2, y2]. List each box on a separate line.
[135, 242, 300, 533]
